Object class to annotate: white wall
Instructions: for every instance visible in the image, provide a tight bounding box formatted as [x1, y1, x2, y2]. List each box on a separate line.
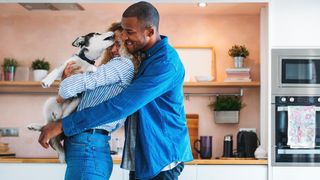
[270, 0, 320, 48]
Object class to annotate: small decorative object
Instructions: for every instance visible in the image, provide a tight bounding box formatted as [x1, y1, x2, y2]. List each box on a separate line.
[228, 45, 249, 68]
[209, 95, 243, 123]
[2, 58, 19, 81]
[31, 58, 50, 81]
[195, 75, 214, 82]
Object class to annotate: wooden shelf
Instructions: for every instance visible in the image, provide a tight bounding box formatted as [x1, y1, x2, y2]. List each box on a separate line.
[0, 81, 59, 94]
[184, 81, 260, 88]
[0, 81, 260, 94]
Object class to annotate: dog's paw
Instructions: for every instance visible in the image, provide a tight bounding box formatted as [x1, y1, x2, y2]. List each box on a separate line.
[27, 123, 42, 131]
[41, 80, 50, 88]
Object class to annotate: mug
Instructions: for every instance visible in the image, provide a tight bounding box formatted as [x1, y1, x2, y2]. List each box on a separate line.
[194, 136, 212, 159]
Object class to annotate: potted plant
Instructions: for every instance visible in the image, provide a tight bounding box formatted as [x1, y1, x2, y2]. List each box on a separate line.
[31, 58, 50, 81]
[209, 95, 243, 123]
[2, 58, 19, 81]
[228, 45, 249, 68]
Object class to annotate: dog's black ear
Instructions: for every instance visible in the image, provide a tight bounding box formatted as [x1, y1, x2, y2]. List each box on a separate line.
[72, 36, 85, 47]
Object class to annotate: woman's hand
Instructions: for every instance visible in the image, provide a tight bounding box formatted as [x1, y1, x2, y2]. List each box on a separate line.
[56, 95, 65, 104]
[62, 61, 82, 80]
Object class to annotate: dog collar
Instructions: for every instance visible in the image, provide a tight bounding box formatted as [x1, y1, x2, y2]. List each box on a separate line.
[76, 53, 95, 65]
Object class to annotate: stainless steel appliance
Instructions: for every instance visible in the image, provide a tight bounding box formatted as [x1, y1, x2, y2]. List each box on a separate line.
[272, 49, 320, 166]
[272, 96, 320, 166]
[272, 49, 320, 95]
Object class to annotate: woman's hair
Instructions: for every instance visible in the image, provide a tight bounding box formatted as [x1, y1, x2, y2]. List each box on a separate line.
[100, 22, 122, 65]
[100, 22, 141, 74]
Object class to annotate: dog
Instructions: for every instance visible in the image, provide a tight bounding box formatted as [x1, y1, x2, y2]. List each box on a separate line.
[27, 31, 115, 163]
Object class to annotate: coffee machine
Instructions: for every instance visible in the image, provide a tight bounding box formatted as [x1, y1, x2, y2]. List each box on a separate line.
[223, 134, 233, 157]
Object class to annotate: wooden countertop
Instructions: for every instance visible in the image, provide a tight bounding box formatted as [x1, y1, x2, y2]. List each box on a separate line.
[0, 157, 267, 165]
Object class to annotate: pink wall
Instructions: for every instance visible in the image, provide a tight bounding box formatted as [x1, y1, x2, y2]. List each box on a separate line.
[0, 9, 260, 158]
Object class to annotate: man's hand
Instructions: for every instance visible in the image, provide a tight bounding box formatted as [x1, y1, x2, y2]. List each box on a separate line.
[62, 61, 82, 80]
[38, 121, 63, 149]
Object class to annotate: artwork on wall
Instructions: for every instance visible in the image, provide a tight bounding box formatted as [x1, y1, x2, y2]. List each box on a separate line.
[175, 46, 215, 82]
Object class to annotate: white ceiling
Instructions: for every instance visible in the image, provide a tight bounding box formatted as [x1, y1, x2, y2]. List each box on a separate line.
[0, 2, 267, 15]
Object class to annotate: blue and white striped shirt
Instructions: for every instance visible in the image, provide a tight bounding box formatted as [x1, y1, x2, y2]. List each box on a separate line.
[59, 57, 134, 132]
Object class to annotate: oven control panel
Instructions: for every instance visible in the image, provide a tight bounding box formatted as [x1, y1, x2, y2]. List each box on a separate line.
[276, 96, 320, 105]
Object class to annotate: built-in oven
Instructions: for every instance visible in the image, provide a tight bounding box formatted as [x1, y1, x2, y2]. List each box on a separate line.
[272, 49, 320, 166]
[272, 96, 320, 166]
[272, 49, 320, 96]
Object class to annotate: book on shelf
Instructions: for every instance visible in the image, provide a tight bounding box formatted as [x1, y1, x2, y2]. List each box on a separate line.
[225, 68, 250, 72]
[224, 77, 252, 82]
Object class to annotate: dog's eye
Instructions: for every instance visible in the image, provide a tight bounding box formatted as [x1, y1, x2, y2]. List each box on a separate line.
[95, 33, 101, 35]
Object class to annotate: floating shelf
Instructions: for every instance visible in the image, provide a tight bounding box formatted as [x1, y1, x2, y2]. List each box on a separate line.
[184, 81, 260, 88]
[0, 81, 260, 94]
[0, 81, 59, 94]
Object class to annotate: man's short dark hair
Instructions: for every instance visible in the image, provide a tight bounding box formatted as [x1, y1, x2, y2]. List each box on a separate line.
[122, 1, 159, 30]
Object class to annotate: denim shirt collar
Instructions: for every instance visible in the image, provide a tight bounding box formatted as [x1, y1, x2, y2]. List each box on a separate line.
[142, 35, 168, 59]
[137, 35, 168, 77]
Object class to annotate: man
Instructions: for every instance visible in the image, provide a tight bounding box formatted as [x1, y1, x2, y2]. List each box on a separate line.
[39, 1, 193, 179]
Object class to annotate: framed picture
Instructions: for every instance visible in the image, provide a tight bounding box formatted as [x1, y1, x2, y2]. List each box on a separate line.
[175, 46, 215, 82]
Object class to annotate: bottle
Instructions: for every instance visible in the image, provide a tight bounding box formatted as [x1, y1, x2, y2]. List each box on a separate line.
[223, 134, 233, 157]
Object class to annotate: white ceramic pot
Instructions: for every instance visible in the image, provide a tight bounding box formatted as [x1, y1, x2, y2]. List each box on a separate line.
[214, 110, 239, 123]
[233, 56, 244, 68]
[33, 69, 48, 81]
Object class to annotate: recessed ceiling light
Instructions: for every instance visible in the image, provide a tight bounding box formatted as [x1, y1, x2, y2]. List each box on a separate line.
[198, 2, 207, 8]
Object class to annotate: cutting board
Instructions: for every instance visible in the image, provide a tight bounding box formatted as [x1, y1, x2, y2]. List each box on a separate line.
[187, 114, 199, 159]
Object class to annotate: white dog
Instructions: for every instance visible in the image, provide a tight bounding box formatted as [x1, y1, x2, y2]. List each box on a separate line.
[28, 32, 115, 163]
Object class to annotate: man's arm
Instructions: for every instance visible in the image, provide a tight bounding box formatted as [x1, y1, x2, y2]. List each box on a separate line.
[59, 57, 133, 99]
[62, 60, 182, 136]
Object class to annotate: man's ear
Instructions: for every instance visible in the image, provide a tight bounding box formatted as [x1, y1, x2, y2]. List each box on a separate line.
[145, 27, 154, 37]
[72, 36, 85, 47]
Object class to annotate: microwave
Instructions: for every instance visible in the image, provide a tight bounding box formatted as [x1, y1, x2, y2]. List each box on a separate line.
[272, 49, 320, 95]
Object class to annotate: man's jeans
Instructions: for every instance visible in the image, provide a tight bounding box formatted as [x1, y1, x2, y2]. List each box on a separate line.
[129, 162, 184, 180]
[64, 131, 112, 180]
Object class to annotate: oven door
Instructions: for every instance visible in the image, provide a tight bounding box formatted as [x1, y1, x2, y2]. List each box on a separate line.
[272, 103, 320, 166]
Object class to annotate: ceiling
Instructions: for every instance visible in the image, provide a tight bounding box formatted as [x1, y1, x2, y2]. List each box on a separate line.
[0, 3, 267, 15]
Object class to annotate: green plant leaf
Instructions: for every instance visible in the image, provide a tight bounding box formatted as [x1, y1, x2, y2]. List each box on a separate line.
[209, 95, 243, 111]
[228, 45, 249, 58]
[31, 58, 50, 70]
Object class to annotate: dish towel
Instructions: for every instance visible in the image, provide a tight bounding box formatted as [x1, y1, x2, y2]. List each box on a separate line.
[287, 106, 316, 148]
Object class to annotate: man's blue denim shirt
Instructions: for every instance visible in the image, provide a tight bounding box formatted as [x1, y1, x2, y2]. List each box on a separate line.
[62, 36, 193, 179]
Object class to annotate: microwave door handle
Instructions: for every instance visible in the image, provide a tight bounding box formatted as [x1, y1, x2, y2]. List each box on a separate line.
[277, 106, 320, 111]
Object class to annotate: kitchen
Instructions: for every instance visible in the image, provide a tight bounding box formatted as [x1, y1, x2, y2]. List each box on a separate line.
[0, 0, 319, 180]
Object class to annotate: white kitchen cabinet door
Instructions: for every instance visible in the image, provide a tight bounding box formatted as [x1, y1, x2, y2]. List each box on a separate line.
[110, 164, 127, 180]
[272, 166, 320, 180]
[180, 165, 197, 180]
[0, 163, 66, 180]
[197, 165, 267, 180]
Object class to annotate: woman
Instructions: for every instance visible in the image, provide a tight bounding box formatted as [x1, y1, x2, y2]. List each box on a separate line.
[61, 22, 140, 180]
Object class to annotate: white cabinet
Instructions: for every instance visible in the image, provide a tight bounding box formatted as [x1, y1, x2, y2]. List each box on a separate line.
[179, 165, 197, 180]
[110, 164, 126, 180]
[0, 163, 267, 180]
[179, 164, 267, 180]
[272, 167, 320, 180]
[0, 163, 66, 180]
[196, 165, 267, 180]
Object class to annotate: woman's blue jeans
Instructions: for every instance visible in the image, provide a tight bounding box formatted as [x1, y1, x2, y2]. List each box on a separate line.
[64, 130, 112, 180]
